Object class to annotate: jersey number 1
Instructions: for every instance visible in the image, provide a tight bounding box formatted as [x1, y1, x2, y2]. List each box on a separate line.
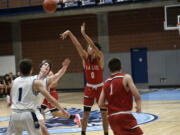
[18, 87, 22, 102]
[110, 84, 113, 96]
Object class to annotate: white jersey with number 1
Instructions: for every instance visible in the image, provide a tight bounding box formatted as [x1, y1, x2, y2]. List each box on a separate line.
[7, 76, 42, 135]
[11, 76, 39, 111]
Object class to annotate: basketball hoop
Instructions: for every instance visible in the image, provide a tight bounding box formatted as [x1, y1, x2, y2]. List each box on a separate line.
[177, 23, 180, 35]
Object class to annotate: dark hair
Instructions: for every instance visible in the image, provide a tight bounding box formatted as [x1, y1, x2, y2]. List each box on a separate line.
[93, 41, 101, 51]
[4, 74, 9, 80]
[39, 59, 52, 71]
[108, 58, 121, 73]
[19, 59, 33, 75]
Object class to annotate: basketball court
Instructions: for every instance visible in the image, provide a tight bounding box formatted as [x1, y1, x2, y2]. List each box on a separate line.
[0, 88, 180, 135]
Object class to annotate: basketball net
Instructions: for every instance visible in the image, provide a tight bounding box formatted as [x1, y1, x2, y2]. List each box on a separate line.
[177, 23, 180, 35]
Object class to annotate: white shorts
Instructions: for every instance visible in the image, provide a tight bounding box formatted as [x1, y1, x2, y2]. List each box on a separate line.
[6, 111, 41, 135]
[35, 108, 44, 120]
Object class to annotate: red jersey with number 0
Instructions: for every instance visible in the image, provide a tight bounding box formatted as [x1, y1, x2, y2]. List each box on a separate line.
[103, 73, 133, 115]
[84, 56, 103, 84]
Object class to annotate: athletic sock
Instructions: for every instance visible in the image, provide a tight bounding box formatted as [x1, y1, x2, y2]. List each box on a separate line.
[104, 132, 108, 135]
[81, 131, 86, 135]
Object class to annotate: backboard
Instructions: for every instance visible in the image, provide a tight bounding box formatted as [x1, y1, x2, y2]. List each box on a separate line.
[164, 4, 180, 31]
[178, 15, 180, 24]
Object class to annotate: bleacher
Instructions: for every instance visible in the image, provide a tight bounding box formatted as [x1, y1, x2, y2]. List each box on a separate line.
[0, 0, 175, 17]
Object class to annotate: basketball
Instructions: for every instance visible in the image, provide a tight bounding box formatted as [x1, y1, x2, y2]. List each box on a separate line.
[43, 0, 58, 13]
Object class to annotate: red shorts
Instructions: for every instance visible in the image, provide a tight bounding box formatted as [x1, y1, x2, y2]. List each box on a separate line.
[83, 86, 103, 107]
[108, 114, 143, 135]
[42, 89, 58, 111]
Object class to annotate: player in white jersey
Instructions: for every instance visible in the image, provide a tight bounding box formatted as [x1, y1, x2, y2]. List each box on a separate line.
[6, 59, 68, 135]
[35, 58, 81, 135]
[34, 59, 69, 135]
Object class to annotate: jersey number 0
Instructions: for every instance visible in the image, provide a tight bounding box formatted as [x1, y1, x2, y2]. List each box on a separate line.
[91, 72, 95, 79]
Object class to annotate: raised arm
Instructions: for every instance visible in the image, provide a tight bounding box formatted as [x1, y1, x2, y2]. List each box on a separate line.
[47, 71, 57, 89]
[60, 30, 88, 62]
[81, 23, 104, 67]
[46, 58, 70, 88]
[34, 80, 68, 116]
[124, 74, 142, 113]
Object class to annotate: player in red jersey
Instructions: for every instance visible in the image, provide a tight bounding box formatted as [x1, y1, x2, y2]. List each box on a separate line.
[60, 23, 109, 135]
[98, 58, 143, 135]
[41, 70, 81, 127]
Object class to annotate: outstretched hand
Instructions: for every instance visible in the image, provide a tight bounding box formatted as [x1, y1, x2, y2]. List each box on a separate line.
[62, 58, 71, 67]
[60, 30, 70, 40]
[81, 22, 86, 34]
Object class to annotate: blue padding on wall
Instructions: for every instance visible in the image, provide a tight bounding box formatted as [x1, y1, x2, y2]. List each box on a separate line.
[0, 5, 44, 16]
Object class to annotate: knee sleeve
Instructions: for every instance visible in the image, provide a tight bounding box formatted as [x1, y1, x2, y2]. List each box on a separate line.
[84, 106, 91, 112]
[50, 108, 58, 113]
[41, 104, 47, 110]
[100, 108, 107, 112]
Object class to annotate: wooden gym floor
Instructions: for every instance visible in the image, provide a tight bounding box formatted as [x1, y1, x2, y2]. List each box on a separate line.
[0, 89, 180, 135]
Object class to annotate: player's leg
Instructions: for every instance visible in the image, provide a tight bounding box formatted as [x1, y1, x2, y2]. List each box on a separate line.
[108, 115, 121, 135]
[97, 87, 109, 135]
[24, 112, 41, 135]
[35, 108, 49, 135]
[122, 114, 143, 135]
[81, 86, 94, 135]
[50, 108, 81, 126]
[39, 119, 49, 135]
[81, 106, 91, 135]
[109, 114, 143, 135]
[48, 90, 81, 126]
[6, 117, 21, 135]
[45, 90, 67, 118]
[41, 99, 48, 120]
[45, 96, 81, 127]
[6, 112, 24, 135]
[100, 108, 109, 135]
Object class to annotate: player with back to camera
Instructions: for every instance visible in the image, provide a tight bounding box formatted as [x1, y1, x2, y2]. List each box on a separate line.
[7, 58, 80, 135]
[6, 59, 68, 135]
[60, 23, 109, 135]
[98, 58, 143, 135]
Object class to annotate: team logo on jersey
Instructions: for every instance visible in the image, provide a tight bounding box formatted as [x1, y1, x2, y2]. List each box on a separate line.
[0, 108, 159, 134]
